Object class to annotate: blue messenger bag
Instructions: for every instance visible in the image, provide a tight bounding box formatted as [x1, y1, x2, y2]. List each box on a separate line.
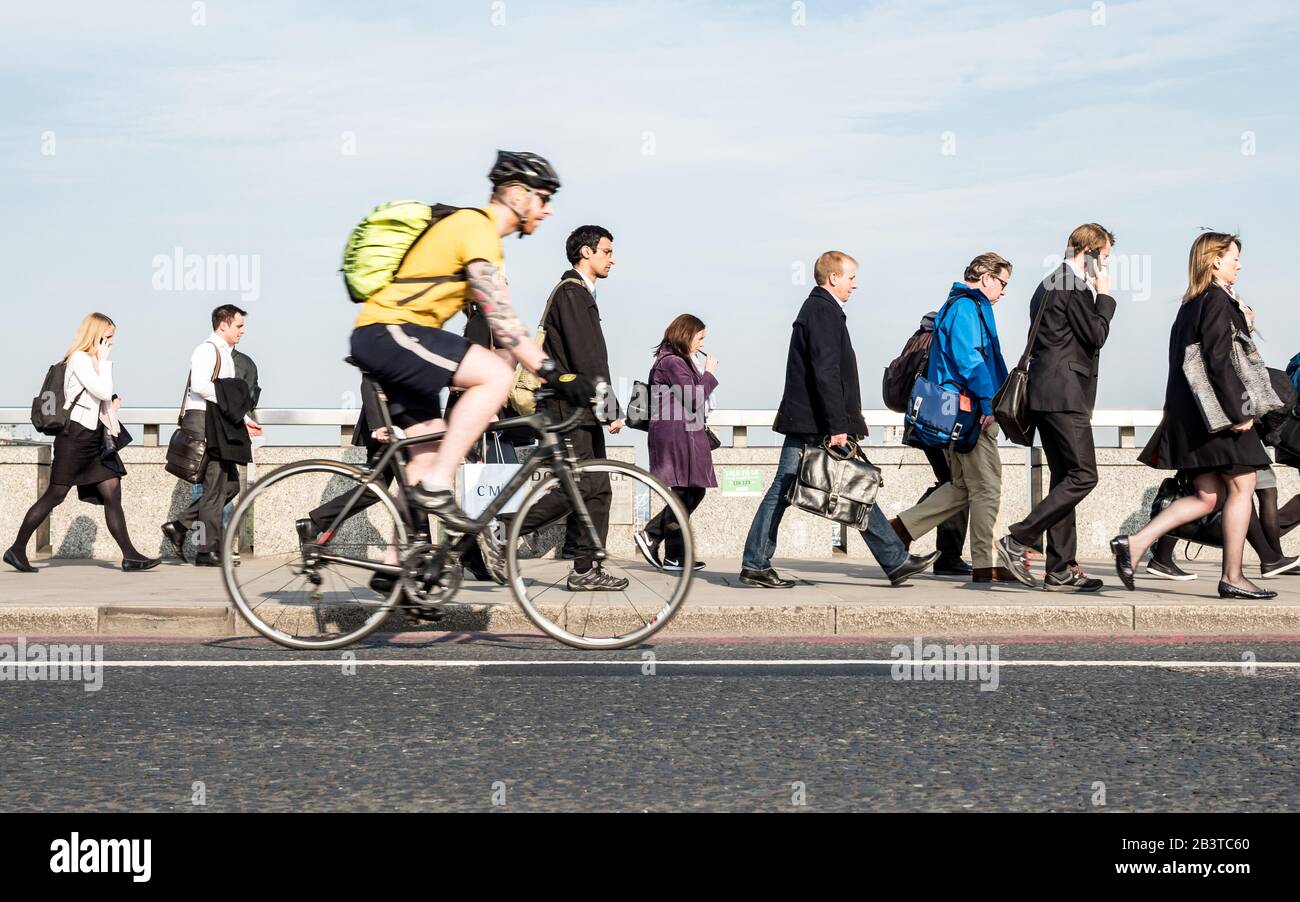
[902, 297, 988, 454]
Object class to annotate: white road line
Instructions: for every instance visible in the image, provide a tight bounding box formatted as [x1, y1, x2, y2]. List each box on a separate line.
[6, 659, 1300, 669]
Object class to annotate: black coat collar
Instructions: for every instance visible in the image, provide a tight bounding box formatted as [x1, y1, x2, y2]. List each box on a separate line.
[810, 285, 845, 316]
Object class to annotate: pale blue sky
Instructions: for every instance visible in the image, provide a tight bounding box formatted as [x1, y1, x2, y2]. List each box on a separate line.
[3, 0, 1297, 444]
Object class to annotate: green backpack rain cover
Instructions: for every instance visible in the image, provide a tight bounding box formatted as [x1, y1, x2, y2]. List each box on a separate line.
[341, 202, 486, 303]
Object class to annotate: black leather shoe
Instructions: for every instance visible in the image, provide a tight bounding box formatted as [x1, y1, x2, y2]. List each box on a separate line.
[738, 568, 795, 589]
[122, 557, 162, 572]
[1218, 581, 1278, 600]
[193, 551, 221, 567]
[161, 521, 188, 557]
[887, 551, 940, 586]
[1109, 535, 1135, 591]
[4, 547, 37, 573]
[933, 556, 973, 576]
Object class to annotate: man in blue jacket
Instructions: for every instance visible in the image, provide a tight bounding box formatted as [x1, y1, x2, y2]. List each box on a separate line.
[890, 253, 1014, 583]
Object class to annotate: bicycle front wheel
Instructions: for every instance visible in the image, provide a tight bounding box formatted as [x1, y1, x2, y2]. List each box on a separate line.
[222, 459, 408, 650]
[505, 459, 694, 649]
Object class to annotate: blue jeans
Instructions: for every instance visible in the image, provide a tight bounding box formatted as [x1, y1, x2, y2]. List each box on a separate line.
[741, 434, 909, 574]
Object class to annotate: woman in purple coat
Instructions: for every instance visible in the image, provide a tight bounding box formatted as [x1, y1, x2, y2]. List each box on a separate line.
[635, 315, 719, 571]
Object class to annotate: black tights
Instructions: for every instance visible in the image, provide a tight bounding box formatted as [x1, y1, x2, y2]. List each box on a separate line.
[1278, 492, 1300, 537]
[8, 479, 143, 562]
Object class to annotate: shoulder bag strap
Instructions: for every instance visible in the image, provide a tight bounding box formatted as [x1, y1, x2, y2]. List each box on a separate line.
[177, 342, 223, 427]
[1016, 288, 1055, 369]
[536, 278, 586, 331]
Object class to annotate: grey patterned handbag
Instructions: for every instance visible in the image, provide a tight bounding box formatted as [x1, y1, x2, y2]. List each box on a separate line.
[785, 438, 882, 530]
[1182, 325, 1283, 433]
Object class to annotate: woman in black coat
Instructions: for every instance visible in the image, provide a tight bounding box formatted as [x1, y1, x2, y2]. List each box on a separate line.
[1111, 233, 1274, 599]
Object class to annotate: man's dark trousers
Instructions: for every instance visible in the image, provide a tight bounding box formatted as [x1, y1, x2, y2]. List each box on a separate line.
[176, 409, 239, 554]
[1008, 410, 1098, 575]
[518, 424, 610, 570]
[921, 446, 968, 560]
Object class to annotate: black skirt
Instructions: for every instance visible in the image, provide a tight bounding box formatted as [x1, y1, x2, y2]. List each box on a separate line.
[1138, 415, 1271, 472]
[51, 420, 123, 487]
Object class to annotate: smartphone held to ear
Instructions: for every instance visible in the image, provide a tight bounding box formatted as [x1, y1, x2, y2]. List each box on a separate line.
[1084, 251, 1101, 279]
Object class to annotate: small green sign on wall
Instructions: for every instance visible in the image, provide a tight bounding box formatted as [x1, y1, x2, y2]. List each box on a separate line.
[720, 467, 765, 497]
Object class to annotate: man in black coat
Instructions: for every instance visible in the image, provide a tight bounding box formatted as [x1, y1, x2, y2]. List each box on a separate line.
[997, 224, 1118, 590]
[510, 225, 628, 591]
[739, 251, 937, 589]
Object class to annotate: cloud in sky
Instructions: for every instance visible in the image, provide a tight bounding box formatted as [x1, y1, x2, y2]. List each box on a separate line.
[2, 0, 1297, 436]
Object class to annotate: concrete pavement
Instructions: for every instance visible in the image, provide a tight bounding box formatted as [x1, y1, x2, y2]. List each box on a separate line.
[4, 555, 1300, 638]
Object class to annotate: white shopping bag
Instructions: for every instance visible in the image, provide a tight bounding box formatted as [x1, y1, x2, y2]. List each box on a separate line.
[458, 434, 524, 519]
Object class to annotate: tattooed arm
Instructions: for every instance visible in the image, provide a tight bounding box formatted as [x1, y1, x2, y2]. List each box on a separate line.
[466, 260, 545, 373]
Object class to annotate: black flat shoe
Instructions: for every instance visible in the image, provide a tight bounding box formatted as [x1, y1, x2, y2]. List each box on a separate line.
[1217, 581, 1277, 600]
[122, 557, 162, 572]
[193, 551, 222, 568]
[4, 548, 37, 573]
[1109, 535, 1135, 591]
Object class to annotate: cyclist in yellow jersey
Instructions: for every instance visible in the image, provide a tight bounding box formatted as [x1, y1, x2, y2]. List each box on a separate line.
[349, 152, 597, 548]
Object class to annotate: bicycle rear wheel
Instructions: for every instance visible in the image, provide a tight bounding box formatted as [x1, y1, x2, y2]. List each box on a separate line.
[222, 459, 408, 650]
[504, 459, 694, 649]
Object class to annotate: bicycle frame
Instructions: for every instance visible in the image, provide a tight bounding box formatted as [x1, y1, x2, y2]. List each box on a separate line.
[307, 386, 603, 577]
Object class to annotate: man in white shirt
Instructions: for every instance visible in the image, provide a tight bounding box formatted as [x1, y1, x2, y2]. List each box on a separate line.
[163, 305, 262, 566]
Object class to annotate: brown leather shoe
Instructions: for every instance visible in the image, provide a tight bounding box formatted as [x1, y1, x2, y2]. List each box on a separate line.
[972, 566, 1021, 583]
[889, 517, 913, 549]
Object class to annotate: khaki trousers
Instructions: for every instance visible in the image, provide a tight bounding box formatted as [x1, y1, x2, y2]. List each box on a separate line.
[898, 427, 1002, 568]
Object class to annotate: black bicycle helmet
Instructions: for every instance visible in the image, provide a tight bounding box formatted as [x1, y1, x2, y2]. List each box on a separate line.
[488, 150, 561, 195]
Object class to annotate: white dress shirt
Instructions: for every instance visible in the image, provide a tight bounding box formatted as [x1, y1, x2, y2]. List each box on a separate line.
[183, 331, 257, 427]
[64, 351, 114, 431]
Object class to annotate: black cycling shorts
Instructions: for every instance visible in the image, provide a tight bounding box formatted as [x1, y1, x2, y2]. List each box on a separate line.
[350, 323, 470, 426]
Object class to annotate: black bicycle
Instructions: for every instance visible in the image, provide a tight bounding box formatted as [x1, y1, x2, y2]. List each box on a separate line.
[221, 374, 695, 650]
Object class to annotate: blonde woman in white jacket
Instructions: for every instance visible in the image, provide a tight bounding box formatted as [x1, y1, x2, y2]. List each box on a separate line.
[5, 313, 160, 573]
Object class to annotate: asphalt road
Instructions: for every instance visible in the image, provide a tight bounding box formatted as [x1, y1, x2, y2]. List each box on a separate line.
[1, 636, 1297, 812]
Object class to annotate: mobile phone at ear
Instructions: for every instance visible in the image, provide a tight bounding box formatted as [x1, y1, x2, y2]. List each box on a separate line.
[1084, 251, 1100, 279]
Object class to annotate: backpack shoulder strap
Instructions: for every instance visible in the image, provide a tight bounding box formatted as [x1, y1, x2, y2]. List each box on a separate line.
[968, 296, 992, 355]
[58, 358, 88, 413]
